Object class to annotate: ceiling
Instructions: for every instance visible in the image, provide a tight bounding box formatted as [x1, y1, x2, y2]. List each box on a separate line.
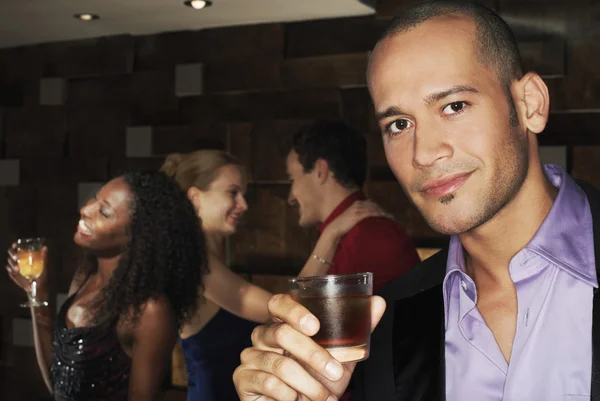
[0, 0, 375, 49]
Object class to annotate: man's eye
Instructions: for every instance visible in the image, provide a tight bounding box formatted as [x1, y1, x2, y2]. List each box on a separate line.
[386, 119, 413, 136]
[442, 101, 468, 115]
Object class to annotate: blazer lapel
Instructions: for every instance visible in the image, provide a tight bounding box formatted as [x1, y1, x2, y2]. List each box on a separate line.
[359, 248, 448, 401]
[390, 248, 448, 401]
[579, 181, 600, 401]
[392, 285, 445, 401]
[592, 288, 600, 401]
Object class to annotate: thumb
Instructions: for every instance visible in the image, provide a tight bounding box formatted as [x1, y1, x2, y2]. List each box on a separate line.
[370, 296, 386, 332]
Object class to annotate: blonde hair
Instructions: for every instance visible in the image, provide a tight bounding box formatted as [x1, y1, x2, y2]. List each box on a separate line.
[160, 150, 246, 192]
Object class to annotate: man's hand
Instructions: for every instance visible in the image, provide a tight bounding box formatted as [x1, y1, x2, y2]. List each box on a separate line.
[233, 293, 386, 400]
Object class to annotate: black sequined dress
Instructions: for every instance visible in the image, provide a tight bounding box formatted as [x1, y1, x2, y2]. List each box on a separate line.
[50, 293, 131, 401]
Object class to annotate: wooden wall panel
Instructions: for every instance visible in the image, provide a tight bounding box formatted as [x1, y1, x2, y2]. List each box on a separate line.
[251, 120, 311, 182]
[572, 147, 600, 188]
[565, 37, 600, 109]
[206, 58, 283, 93]
[228, 123, 254, 182]
[129, 70, 180, 126]
[40, 35, 134, 78]
[285, 16, 384, 58]
[3, 108, 66, 158]
[152, 124, 227, 155]
[249, 89, 342, 121]
[282, 53, 369, 89]
[135, 24, 284, 70]
[180, 93, 251, 123]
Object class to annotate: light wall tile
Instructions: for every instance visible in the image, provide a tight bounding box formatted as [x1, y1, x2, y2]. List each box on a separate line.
[40, 77, 67, 106]
[539, 146, 567, 171]
[126, 126, 153, 157]
[12, 318, 33, 347]
[175, 63, 204, 97]
[0, 159, 20, 186]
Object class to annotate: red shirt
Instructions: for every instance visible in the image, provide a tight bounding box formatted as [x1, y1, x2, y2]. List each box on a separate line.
[318, 191, 421, 293]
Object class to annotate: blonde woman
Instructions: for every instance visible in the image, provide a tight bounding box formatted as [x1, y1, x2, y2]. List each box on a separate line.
[161, 151, 270, 401]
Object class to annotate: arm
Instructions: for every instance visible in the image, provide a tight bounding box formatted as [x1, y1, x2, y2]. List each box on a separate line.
[30, 291, 54, 393]
[7, 246, 54, 393]
[128, 298, 178, 401]
[299, 200, 391, 278]
[298, 230, 341, 278]
[203, 253, 272, 324]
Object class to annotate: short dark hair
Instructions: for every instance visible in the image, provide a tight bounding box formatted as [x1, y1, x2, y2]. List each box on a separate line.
[290, 120, 368, 189]
[381, 0, 522, 125]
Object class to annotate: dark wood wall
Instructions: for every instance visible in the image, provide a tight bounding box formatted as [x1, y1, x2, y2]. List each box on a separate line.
[1, 0, 598, 399]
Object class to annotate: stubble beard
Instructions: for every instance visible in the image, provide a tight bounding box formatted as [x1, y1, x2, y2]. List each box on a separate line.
[417, 129, 529, 236]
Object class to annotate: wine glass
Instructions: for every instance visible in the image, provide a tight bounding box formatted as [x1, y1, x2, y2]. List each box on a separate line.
[16, 237, 48, 308]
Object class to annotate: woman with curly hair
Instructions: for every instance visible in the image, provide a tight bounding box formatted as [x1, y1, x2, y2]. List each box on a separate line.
[5, 171, 206, 401]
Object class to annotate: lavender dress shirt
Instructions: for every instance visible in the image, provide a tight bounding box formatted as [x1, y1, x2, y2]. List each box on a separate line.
[444, 164, 597, 401]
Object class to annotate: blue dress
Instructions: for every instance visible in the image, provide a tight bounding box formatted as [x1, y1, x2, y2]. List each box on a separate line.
[180, 308, 257, 401]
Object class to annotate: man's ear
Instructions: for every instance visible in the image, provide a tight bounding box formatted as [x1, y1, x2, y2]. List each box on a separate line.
[314, 159, 330, 184]
[512, 72, 550, 135]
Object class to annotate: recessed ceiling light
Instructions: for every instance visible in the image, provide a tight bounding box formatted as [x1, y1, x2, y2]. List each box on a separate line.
[74, 13, 99, 21]
[184, 0, 213, 10]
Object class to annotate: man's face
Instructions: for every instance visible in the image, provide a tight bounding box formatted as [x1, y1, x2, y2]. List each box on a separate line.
[368, 16, 529, 235]
[286, 150, 322, 228]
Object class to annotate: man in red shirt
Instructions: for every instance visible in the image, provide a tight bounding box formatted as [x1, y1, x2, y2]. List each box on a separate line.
[289, 120, 421, 293]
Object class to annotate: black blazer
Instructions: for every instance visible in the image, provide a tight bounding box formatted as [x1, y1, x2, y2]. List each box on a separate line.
[350, 181, 600, 401]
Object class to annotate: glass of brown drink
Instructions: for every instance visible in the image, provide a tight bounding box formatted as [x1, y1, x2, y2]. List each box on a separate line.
[16, 237, 48, 308]
[288, 272, 373, 363]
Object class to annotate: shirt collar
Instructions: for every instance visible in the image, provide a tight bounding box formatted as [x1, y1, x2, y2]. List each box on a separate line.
[444, 164, 597, 294]
[523, 164, 596, 286]
[318, 191, 366, 234]
[443, 236, 473, 305]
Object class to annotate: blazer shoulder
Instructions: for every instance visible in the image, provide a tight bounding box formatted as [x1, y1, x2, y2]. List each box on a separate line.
[577, 180, 600, 206]
[377, 247, 449, 302]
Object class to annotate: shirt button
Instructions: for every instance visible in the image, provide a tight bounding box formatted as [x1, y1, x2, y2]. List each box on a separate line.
[461, 280, 468, 291]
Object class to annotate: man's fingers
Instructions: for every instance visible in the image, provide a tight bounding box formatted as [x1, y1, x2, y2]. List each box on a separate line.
[268, 294, 320, 336]
[370, 296, 386, 332]
[250, 324, 286, 355]
[234, 364, 299, 401]
[239, 348, 335, 401]
[251, 323, 344, 382]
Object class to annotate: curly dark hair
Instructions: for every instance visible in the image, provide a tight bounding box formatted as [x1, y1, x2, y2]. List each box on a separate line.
[87, 171, 207, 329]
[290, 120, 367, 189]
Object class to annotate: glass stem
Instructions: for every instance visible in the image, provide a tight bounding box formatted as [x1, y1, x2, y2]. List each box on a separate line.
[30, 279, 37, 302]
